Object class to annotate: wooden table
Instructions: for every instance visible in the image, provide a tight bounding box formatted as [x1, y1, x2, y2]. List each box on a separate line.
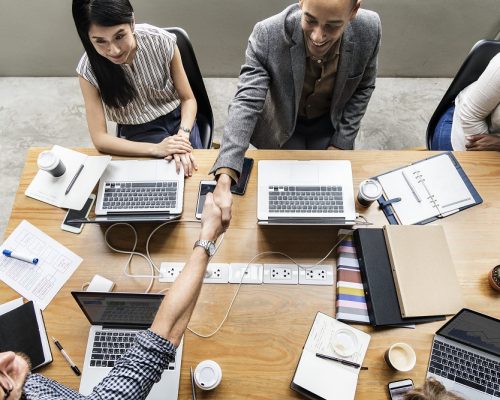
[2, 148, 500, 399]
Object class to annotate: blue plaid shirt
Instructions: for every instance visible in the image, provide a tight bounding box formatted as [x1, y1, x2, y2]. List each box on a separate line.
[22, 330, 176, 400]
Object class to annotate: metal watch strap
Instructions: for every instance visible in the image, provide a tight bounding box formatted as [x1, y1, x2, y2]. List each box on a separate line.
[180, 125, 191, 134]
[193, 239, 214, 256]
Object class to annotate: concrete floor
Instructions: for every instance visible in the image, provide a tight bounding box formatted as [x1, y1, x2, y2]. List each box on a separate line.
[0, 77, 451, 237]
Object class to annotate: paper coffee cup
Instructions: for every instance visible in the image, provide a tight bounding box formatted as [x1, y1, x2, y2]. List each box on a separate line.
[37, 151, 66, 177]
[357, 179, 382, 207]
[384, 342, 416, 372]
[194, 360, 222, 390]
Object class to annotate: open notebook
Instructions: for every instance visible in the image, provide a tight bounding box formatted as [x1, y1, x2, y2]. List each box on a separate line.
[375, 152, 482, 225]
[291, 312, 370, 400]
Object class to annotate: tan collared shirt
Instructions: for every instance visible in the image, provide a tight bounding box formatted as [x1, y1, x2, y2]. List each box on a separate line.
[298, 37, 341, 120]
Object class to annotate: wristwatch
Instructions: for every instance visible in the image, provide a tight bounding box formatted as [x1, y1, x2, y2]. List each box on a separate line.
[193, 239, 216, 257]
[179, 125, 191, 134]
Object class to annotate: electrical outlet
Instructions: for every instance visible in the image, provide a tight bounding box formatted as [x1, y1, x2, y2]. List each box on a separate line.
[263, 264, 299, 285]
[203, 263, 230, 284]
[159, 262, 185, 283]
[298, 264, 335, 285]
[228, 263, 263, 284]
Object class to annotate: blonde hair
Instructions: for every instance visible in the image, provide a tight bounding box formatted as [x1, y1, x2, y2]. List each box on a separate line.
[404, 379, 464, 400]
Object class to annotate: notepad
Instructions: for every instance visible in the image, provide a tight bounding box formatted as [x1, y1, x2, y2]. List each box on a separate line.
[25, 145, 111, 210]
[383, 225, 463, 318]
[0, 299, 52, 370]
[376, 152, 481, 225]
[291, 312, 370, 400]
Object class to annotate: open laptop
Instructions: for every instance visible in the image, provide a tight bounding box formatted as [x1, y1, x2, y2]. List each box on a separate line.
[257, 160, 356, 225]
[76, 159, 184, 223]
[72, 291, 183, 399]
[426, 308, 500, 399]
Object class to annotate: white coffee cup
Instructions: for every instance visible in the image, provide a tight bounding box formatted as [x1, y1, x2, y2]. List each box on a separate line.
[384, 342, 416, 372]
[194, 360, 222, 390]
[37, 151, 66, 177]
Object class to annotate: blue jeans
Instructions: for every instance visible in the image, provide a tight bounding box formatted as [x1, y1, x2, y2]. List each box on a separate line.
[117, 107, 203, 149]
[431, 105, 454, 150]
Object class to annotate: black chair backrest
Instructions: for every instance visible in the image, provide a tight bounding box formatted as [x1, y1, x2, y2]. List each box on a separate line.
[426, 40, 500, 149]
[166, 27, 214, 149]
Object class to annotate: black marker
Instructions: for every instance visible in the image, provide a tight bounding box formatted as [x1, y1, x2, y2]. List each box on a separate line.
[52, 337, 81, 376]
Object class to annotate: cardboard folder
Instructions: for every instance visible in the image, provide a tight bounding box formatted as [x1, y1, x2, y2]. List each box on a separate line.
[383, 225, 463, 318]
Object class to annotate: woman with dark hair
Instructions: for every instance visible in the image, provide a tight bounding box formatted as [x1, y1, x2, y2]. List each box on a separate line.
[72, 0, 201, 176]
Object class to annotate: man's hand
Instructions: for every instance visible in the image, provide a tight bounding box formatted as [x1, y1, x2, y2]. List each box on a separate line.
[213, 174, 233, 230]
[465, 134, 500, 151]
[327, 145, 341, 150]
[200, 192, 224, 241]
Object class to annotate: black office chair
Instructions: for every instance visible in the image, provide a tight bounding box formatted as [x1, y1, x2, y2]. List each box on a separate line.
[166, 27, 214, 149]
[426, 40, 500, 150]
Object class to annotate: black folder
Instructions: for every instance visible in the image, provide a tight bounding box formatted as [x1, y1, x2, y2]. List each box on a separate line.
[0, 301, 52, 370]
[353, 228, 445, 327]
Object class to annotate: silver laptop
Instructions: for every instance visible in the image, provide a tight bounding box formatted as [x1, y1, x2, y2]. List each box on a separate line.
[257, 160, 356, 225]
[426, 308, 500, 399]
[72, 291, 183, 399]
[89, 159, 184, 223]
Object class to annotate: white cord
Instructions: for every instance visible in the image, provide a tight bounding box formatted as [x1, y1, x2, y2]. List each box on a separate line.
[187, 231, 351, 338]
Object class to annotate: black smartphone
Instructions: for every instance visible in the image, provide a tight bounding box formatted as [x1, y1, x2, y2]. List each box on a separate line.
[230, 157, 254, 195]
[196, 181, 217, 219]
[388, 379, 414, 400]
[61, 194, 96, 234]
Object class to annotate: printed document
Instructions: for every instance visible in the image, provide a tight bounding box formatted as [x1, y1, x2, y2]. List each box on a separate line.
[0, 220, 82, 309]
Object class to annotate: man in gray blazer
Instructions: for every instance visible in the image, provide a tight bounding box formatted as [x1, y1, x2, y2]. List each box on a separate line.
[212, 0, 381, 227]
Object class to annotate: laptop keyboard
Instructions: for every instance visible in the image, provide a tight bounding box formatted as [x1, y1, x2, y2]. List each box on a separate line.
[429, 339, 500, 396]
[102, 181, 177, 210]
[90, 331, 176, 370]
[268, 186, 344, 214]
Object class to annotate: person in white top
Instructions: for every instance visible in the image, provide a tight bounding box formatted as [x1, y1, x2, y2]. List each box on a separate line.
[73, 0, 200, 176]
[434, 52, 500, 151]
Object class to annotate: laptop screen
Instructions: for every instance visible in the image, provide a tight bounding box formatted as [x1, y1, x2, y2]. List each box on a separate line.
[437, 308, 500, 357]
[72, 292, 164, 327]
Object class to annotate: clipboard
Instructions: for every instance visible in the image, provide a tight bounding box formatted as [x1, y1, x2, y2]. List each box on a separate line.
[373, 152, 482, 225]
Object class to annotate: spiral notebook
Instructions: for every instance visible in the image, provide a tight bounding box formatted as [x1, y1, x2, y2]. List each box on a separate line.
[375, 152, 482, 225]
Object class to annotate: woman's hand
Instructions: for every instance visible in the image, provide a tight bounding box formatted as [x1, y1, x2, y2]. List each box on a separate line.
[465, 134, 500, 151]
[153, 135, 192, 158]
[163, 133, 198, 176]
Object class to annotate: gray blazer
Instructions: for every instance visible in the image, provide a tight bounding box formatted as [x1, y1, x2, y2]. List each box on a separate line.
[211, 4, 381, 174]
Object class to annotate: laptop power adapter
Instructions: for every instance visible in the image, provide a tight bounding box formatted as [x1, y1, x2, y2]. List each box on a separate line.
[87, 275, 115, 292]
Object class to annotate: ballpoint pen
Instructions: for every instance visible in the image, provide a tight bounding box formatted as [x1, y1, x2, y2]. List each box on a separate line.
[2, 249, 39, 265]
[402, 170, 421, 203]
[52, 337, 81, 376]
[316, 353, 368, 370]
[190, 366, 197, 400]
[65, 164, 84, 195]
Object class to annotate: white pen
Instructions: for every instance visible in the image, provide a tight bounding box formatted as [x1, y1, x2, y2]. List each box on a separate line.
[402, 171, 422, 203]
[52, 337, 81, 376]
[2, 249, 39, 265]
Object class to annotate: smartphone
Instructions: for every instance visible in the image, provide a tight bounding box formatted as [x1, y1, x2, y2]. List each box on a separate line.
[196, 181, 217, 219]
[61, 194, 96, 234]
[231, 157, 254, 195]
[388, 379, 414, 400]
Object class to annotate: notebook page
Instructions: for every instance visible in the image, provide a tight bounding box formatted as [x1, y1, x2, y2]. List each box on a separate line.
[377, 154, 475, 225]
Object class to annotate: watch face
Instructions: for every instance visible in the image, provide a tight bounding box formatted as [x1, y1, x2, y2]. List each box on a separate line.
[208, 242, 216, 256]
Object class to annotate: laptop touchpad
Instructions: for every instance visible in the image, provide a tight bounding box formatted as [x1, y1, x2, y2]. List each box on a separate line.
[292, 165, 318, 184]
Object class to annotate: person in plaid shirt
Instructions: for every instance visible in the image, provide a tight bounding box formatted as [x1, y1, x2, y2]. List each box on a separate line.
[0, 192, 223, 400]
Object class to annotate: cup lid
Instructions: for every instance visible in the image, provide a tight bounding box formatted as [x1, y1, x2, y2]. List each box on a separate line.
[195, 360, 222, 389]
[359, 179, 382, 201]
[37, 151, 59, 169]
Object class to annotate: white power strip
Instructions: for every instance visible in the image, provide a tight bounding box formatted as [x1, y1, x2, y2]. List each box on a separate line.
[159, 262, 334, 286]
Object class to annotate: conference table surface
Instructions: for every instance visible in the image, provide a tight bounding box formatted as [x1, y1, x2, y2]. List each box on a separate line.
[2, 148, 500, 399]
